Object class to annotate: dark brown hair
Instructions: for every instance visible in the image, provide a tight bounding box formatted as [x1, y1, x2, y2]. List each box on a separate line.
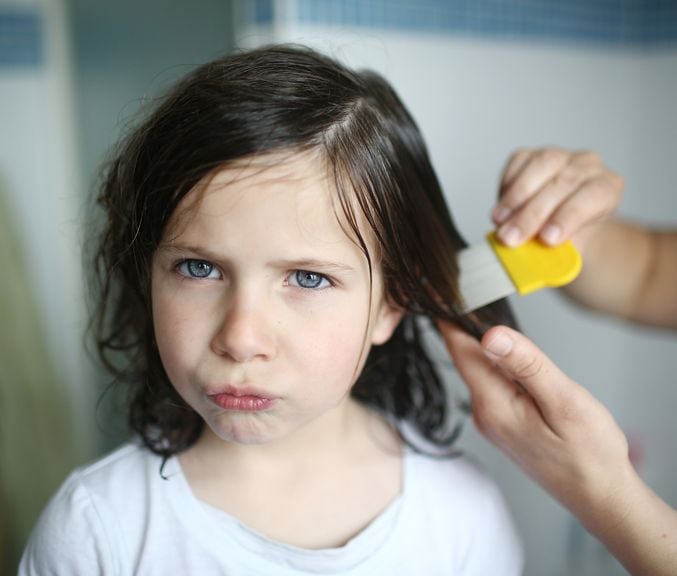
[92, 44, 516, 458]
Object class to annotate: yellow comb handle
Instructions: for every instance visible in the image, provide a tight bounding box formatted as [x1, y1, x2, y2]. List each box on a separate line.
[487, 231, 582, 295]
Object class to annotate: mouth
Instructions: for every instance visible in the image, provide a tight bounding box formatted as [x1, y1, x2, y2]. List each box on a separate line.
[207, 385, 278, 412]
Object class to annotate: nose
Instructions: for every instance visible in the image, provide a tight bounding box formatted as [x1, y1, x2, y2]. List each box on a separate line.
[210, 286, 276, 363]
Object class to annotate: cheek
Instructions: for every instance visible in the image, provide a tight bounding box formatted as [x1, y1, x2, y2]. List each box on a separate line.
[152, 288, 207, 387]
[291, 311, 371, 393]
[152, 302, 182, 383]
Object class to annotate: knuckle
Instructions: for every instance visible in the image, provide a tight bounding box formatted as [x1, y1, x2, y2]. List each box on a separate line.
[607, 172, 625, 195]
[500, 183, 527, 206]
[503, 149, 530, 179]
[490, 414, 517, 443]
[513, 208, 548, 236]
[553, 168, 581, 190]
[510, 197, 539, 219]
[475, 406, 517, 445]
[576, 149, 602, 165]
[511, 354, 544, 380]
[558, 199, 587, 224]
[472, 411, 491, 436]
[471, 397, 504, 436]
[538, 147, 567, 167]
[512, 148, 531, 161]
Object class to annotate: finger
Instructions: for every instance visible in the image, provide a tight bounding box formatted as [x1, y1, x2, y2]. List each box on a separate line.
[543, 171, 624, 246]
[497, 181, 575, 247]
[497, 158, 602, 246]
[494, 149, 532, 224]
[494, 149, 570, 245]
[480, 326, 582, 432]
[439, 322, 510, 396]
[498, 148, 570, 215]
[439, 322, 523, 431]
[500, 149, 532, 189]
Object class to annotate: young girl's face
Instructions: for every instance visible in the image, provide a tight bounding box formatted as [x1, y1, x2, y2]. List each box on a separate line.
[151, 151, 402, 446]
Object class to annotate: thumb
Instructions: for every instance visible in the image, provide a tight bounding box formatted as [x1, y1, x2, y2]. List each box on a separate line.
[481, 326, 576, 423]
[439, 320, 517, 401]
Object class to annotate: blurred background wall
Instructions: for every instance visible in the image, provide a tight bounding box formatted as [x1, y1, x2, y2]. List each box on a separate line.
[1, 1, 675, 574]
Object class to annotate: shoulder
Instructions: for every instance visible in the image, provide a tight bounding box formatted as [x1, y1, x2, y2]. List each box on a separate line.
[54, 442, 164, 524]
[404, 450, 513, 523]
[74, 441, 162, 496]
[401, 450, 524, 574]
[19, 442, 164, 575]
[406, 449, 500, 498]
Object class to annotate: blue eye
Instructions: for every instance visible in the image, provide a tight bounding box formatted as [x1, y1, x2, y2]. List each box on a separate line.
[289, 270, 331, 289]
[177, 259, 220, 279]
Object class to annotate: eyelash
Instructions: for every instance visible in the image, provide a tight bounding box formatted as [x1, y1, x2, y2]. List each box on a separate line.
[174, 259, 334, 291]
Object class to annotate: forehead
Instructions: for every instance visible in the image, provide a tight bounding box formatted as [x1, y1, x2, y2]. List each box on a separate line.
[164, 150, 376, 257]
[203, 151, 331, 221]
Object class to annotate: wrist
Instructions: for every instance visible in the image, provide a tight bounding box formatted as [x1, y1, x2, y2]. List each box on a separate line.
[576, 458, 643, 540]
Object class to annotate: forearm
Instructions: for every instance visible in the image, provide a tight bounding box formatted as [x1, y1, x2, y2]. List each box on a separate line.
[565, 220, 677, 328]
[579, 466, 677, 576]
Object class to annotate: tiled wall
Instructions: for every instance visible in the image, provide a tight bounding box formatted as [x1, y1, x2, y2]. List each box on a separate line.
[5, 1, 677, 70]
[244, 0, 677, 48]
[0, 9, 42, 67]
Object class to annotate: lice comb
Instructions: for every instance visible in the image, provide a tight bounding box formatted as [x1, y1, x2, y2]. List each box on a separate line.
[458, 231, 582, 312]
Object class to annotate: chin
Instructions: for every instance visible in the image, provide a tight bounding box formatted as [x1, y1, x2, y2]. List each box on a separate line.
[207, 418, 286, 446]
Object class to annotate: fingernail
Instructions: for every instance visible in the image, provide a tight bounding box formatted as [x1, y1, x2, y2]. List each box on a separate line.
[499, 225, 522, 247]
[541, 224, 561, 245]
[484, 331, 513, 358]
[493, 206, 512, 224]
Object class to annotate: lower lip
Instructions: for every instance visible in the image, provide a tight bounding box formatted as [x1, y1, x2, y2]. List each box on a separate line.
[209, 393, 276, 412]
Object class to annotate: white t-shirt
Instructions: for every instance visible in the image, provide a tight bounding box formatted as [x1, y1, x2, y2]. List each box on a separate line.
[19, 442, 523, 575]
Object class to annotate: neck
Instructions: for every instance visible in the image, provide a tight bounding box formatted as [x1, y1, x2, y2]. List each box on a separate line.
[179, 398, 404, 551]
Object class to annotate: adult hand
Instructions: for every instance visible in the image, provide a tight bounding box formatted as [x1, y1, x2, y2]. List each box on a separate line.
[492, 149, 677, 327]
[440, 322, 632, 525]
[440, 322, 677, 575]
[493, 148, 623, 251]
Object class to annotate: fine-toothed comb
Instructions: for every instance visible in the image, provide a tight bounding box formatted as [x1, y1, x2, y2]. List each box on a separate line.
[458, 231, 582, 313]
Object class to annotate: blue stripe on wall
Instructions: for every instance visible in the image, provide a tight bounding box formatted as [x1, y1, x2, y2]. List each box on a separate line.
[0, 9, 43, 68]
[246, 0, 274, 26]
[270, 0, 677, 48]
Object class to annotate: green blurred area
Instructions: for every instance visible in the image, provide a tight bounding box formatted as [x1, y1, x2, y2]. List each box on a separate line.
[0, 183, 81, 575]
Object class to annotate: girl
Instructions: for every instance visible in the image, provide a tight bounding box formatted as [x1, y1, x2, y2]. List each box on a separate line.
[20, 45, 522, 574]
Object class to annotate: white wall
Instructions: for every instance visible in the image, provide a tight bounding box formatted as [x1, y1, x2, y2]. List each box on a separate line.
[237, 18, 677, 576]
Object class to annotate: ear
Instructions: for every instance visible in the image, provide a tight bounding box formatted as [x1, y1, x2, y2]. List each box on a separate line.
[370, 300, 404, 345]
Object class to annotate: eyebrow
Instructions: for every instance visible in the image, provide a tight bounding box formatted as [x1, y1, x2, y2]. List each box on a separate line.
[157, 243, 356, 274]
[273, 258, 356, 274]
[157, 243, 222, 262]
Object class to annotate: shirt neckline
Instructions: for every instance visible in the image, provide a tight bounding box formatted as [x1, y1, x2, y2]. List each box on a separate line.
[162, 448, 413, 572]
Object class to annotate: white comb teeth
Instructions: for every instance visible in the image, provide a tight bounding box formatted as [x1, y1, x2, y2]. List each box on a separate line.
[458, 241, 514, 313]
